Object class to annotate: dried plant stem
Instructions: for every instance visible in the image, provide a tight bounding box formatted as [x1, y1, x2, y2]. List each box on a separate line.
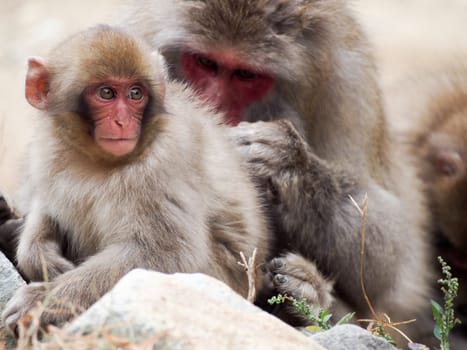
[349, 194, 378, 319]
[238, 248, 258, 303]
[349, 194, 415, 345]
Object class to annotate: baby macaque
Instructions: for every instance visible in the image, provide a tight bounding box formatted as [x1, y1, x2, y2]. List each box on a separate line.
[2, 25, 268, 330]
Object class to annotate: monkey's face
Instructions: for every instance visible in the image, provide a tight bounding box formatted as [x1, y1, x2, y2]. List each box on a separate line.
[82, 78, 149, 157]
[180, 51, 274, 126]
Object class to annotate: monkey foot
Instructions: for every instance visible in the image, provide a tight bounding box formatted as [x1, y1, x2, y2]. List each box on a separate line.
[260, 252, 334, 326]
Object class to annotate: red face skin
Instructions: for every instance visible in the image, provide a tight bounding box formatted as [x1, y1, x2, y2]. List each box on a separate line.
[180, 51, 274, 125]
[83, 78, 148, 157]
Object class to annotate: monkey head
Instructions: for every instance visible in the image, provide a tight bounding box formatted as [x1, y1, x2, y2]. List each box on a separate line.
[422, 110, 467, 253]
[124, 0, 342, 126]
[25, 25, 166, 163]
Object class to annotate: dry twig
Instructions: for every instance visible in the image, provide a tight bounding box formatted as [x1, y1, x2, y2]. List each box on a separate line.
[349, 194, 415, 344]
[238, 248, 258, 303]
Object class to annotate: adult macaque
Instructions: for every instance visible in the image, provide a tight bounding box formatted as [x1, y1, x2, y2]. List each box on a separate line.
[1, 25, 268, 329]
[121, 0, 433, 341]
[385, 66, 467, 341]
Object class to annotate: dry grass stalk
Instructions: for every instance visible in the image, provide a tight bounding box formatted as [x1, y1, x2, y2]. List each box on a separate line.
[11, 304, 170, 350]
[349, 194, 416, 344]
[238, 248, 258, 303]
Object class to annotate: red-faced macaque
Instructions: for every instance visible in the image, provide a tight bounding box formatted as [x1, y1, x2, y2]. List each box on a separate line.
[120, 0, 433, 343]
[385, 66, 467, 343]
[1, 25, 268, 330]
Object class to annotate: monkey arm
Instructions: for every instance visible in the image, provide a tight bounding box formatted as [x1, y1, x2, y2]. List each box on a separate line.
[16, 208, 74, 282]
[2, 242, 146, 329]
[230, 120, 430, 317]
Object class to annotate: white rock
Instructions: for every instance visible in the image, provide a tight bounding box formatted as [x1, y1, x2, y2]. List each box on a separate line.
[68, 269, 327, 350]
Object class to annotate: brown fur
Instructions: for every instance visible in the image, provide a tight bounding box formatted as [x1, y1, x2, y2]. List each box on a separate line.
[121, 0, 433, 344]
[385, 66, 467, 346]
[1, 25, 269, 329]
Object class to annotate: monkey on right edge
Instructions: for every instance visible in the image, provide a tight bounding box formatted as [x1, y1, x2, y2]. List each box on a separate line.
[385, 66, 467, 346]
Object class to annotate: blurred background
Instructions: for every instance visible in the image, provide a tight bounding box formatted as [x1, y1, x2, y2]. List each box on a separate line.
[1, 0, 467, 194]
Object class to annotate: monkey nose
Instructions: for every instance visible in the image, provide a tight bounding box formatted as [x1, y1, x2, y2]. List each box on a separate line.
[115, 117, 130, 128]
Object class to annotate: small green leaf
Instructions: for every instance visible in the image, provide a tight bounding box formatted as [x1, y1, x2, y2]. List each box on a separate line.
[305, 325, 324, 333]
[431, 300, 443, 324]
[322, 313, 332, 324]
[268, 294, 286, 305]
[431, 300, 443, 314]
[336, 312, 355, 325]
[433, 324, 442, 341]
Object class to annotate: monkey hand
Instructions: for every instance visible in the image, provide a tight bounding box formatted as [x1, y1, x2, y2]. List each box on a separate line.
[1, 282, 48, 333]
[263, 252, 334, 326]
[0, 218, 23, 262]
[0, 192, 17, 225]
[0, 193, 23, 264]
[229, 119, 310, 199]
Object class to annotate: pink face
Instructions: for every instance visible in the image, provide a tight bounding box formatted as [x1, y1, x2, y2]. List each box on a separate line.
[83, 78, 148, 157]
[180, 51, 274, 125]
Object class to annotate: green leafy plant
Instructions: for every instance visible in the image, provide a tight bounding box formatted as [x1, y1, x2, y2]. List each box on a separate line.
[268, 293, 354, 332]
[431, 256, 461, 350]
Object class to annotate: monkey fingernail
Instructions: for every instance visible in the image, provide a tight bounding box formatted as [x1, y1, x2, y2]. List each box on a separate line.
[273, 274, 287, 285]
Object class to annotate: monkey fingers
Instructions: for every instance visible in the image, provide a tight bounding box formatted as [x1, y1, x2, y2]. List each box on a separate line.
[228, 119, 316, 208]
[262, 252, 334, 326]
[228, 120, 309, 186]
[1, 282, 48, 332]
[265, 252, 333, 307]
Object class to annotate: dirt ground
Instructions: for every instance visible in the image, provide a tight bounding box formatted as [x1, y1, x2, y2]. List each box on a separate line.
[1, 0, 467, 194]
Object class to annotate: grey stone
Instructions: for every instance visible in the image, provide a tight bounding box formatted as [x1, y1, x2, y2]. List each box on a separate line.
[310, 324, 396, 350]
[68, 269, 327, 350]
[0, 251, 25, 348]
[0, 251, 25, 313]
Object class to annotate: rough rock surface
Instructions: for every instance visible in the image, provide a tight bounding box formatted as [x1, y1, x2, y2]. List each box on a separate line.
[310, 324, 396, 350]
[68, 269, 327, 350]
[0, 251, 25, 314]
[0, 251, 25, 348]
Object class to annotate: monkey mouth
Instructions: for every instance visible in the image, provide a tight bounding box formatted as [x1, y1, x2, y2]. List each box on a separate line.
[97, 137, 138, 157]
[100, 137, 137, 141]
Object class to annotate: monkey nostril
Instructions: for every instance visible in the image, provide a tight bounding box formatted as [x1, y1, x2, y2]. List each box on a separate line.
[115, 119, 128, 128]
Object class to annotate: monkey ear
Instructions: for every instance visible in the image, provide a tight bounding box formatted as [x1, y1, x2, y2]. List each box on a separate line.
[25, 57, 50, 110]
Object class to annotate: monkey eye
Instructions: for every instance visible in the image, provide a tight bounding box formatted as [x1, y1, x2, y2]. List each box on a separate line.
[129, 86, 144, 100]
[234, 69, 257, 80]
[197, 55, 218, 71]
[99, 87, 115, 100]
